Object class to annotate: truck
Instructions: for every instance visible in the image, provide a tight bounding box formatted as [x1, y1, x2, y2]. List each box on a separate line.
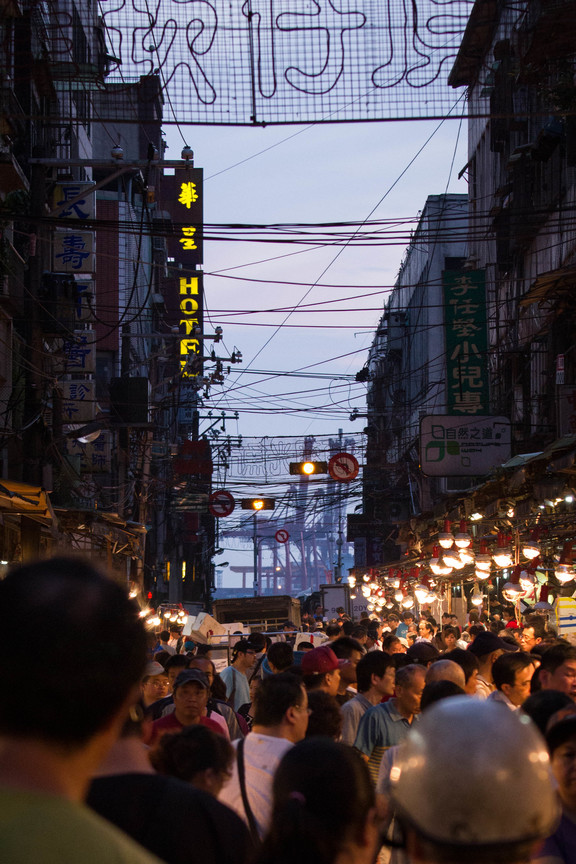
[212, 595, 301, 631]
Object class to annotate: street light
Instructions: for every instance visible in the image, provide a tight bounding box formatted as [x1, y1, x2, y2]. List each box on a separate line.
[241, 498, 275, 510]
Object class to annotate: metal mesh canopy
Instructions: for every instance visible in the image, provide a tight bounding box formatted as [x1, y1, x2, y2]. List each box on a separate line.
[99, 0, 474, 125]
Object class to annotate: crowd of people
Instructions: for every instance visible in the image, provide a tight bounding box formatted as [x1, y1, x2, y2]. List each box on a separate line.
[1, 556, 575, 864]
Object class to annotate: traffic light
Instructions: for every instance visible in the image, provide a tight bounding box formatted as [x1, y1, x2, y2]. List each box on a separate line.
[289, 461, 328, 475]
[241, 498, 275, 510]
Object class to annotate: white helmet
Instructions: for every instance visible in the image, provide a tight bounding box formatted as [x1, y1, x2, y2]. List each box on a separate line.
[389, 697, 558, 847]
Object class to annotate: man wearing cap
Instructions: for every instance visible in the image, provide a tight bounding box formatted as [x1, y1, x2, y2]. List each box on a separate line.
[147, 670, 224, 746]
[467, 629, 516, 699]
[301, 644, 345, 697]
[354, 663, 426, 784]
[220, 639, 257, 712]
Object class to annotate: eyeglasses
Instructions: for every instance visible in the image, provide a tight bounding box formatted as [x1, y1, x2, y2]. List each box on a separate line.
[293, 705, 313, 715]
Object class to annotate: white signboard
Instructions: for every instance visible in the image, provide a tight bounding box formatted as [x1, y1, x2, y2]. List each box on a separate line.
[420, 415, 511, 477]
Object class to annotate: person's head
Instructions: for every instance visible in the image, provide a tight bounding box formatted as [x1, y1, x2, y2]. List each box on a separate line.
[159, 630, 171, 644]
[394, 664, 426, 718]
[418, 620, 434, 639]
[297, 641, 314, 653]
[382, 633, 406, 654]
[351, 625, 368, 645]
[467, 624, 484, 641]
[0, 556, 147, 749]
[519, 617, 545, 652]
[356, 650, 396, 697]
[252, 673, 309, 742]
[539, 643, 576, 700]
[390, 698, 559, 864]
[545, 706, 576, 810]
[194, 643, 213, 659]
[231, 638, 257, 672]
[258, 738, 378, 864]
[522, 689, 573, 736]
[305, 690, 342, 740]
[169, 626, 181, 640]
[141, 661, 170, 707]
[325, 623, 341, 640]
[468, 610, 480, 624]
[420, 680, 466, 712]
[172, 669, 210, 725]
[402, 611, 414, 624]
[406, 641, 440, 668]
[492, 652, 535, 707]
[329, 637, 364, 688]
[164, 654, 190, 689]
[442, 626, 460, 652]
[187, 655, 216, 688]
[301, 645, 344, 696]
[443, 648, 480, 696]
[467, 631, 516, 672]
[151, 724, 233, 796]
[267, 641, 294, 673]
[425, 660, 466, 690]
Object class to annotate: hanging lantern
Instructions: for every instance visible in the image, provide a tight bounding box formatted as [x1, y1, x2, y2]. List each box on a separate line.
[438, 519, 455, 550]
[414, 583, 430, 604]
[502, 565, 526, 602]
[454, 519, 472, 549]
[470, 583, 484, 606]
[459, 546, 475, 565]
[493, 533, 513, 569]
[555, 542, 576, 584]
[443, 548, 462, 568]
[402, 594, 415, 609]
[475, 540, 492, 572]
[522, 530, 541, 561]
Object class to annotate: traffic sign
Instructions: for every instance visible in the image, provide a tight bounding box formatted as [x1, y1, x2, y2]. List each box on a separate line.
[328, 452, 359, 482]
[275, 529, 290, 543]
[209, 490, 235, 518]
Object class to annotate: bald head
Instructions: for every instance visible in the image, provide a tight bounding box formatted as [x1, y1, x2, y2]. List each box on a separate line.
[426, 659, 466, 689]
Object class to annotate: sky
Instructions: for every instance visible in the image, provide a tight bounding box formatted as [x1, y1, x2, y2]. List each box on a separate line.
[163, 115, 469, 586]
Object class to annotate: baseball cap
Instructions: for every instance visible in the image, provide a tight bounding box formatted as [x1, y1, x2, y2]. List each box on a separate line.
[173, 669, 210, 690]
[144, 661, 167, 678]
[301, 644, 346, 676]
[467, 630, 517, 657]
[406, 642, 440, 666]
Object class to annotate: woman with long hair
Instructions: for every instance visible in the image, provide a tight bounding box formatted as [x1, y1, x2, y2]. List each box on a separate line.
[256, 738, 381, 864]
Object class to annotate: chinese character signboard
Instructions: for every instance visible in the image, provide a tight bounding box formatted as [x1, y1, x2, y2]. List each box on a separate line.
[163, 168, 204, 379]
[420, 415, 511, 477]
[163, 169, 203, 267]
[61, 381, 96, 424]
[443, 270, 489, 415]
[53, 231, 95, 273]
[53, 182, 96, 220]
[62, 331, 96, 374]
[62, 432, 112, 474]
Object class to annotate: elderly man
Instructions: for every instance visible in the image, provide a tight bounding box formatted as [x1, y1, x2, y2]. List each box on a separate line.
[354, 664, 426, 783]
[0, 556, 161, 863]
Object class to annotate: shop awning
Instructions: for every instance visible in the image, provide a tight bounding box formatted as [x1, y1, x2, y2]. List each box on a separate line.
[520, 266, 576, 307]
[0, 480, 54, 519]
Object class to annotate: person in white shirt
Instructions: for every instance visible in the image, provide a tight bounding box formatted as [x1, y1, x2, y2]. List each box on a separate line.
[219, 673, 309, 840]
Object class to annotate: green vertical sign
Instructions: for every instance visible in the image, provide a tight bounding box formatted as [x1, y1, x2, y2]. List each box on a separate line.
[443, 269, 489, 415]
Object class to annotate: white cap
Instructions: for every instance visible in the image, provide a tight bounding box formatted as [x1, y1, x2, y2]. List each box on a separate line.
[390, 697, 558, 846]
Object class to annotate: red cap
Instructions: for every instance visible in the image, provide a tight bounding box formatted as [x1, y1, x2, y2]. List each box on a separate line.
[301, 644, 346, 675]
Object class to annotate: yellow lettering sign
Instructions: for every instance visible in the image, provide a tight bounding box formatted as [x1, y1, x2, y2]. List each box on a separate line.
[178, 182, 198, 208]
[179, 277, 199, 295]
[179, 226, 197, 250]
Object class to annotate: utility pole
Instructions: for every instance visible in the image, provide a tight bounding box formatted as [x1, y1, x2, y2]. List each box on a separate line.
[253, 512, 258, 597]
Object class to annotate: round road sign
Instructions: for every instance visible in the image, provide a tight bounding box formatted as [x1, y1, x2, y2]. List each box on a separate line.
[209, 490, 235, 518]
[328, 452, 360, 482]
[275, 529, 290, 544]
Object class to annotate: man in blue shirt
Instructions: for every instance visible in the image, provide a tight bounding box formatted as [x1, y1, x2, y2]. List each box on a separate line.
[354, 663, 426, 783]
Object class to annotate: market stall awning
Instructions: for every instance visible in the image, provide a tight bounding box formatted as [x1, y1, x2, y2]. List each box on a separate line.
[0, 480, 55, 519]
